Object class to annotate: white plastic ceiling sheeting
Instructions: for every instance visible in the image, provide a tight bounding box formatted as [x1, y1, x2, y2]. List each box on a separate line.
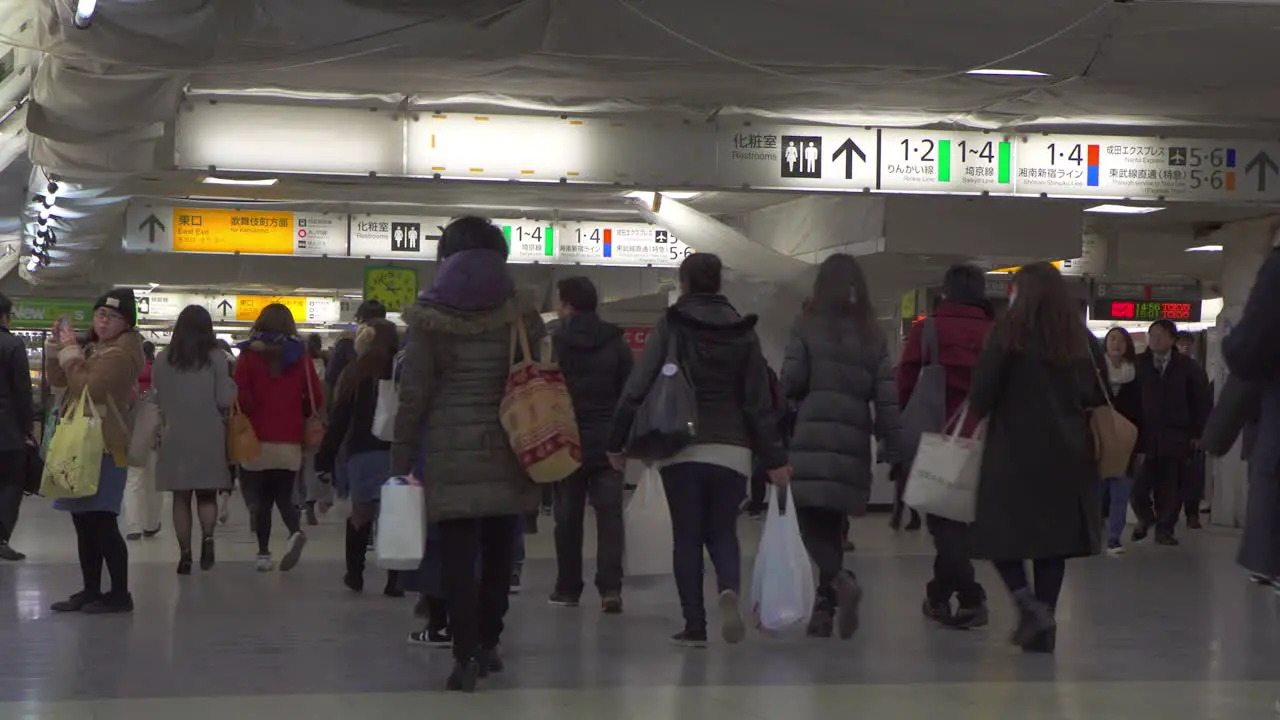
[183, 0, 1280, 133]
[16, 0, 1280, 285]
[11, 0, 222, 286]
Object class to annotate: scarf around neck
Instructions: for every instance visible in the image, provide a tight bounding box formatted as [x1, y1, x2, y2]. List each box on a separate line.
[1108, 358, 1136, 393]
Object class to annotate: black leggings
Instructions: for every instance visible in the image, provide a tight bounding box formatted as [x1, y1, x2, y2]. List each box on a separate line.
[242, 469, 302, 554]
[993, 558, 1066, 610]
[71, 511, 128, 597]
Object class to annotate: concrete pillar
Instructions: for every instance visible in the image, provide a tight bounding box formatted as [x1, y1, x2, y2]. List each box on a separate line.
[1208, 216, 1280, 527]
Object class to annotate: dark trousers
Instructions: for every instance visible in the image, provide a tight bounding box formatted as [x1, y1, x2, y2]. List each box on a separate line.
[797, 507, 846, 606]
[439, 514, 519, 662]
[1184, 452, 1206, 520]
[0, 449, 24, 543]
[71, 511, 128, 597]
[660, 462, 745, 632]
[553, 467, 624, 597]
[1132, 456, 1184, 534]
[993, 558, 1066, 610]
[926, 514, 985, 607]
[243, 468, 302, 554]
[746, 464, 768, 512]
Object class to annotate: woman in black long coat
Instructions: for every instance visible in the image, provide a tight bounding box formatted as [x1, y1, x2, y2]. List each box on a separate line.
[968, 262, 1106, 654]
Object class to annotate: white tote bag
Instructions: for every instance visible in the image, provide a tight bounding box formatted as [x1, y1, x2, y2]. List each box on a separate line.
[750, 486, 815, 632]
[371, 353, 403, 442]
[374, 479, 425, 570]
[903, 404, 986, 523]
[624, 466, 674, 577]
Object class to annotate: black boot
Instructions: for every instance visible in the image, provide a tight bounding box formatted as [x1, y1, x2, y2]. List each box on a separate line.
[1010, 589, 1056, 649]
[344, 520, 370, 592]
[384, 570, 405, 598]
[806, 595, 835, 638]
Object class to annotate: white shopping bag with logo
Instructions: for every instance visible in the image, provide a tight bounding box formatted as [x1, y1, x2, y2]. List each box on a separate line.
[903, 404, 985, 523]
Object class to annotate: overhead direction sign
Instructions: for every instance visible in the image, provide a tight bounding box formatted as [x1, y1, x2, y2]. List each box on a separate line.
[126, 204, 693, 268]
[124, 204, 348, 257]
[129, 292, 339, 324]
[174, 104, 1280, 205]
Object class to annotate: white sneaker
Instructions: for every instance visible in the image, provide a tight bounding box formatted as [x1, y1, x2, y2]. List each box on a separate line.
[256, 554, 274, 572]
[279, 532, 307, 572]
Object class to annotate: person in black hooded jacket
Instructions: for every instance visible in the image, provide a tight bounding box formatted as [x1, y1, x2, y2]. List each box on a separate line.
[547, 276, 633, 613]
[608, 253, 790, 647]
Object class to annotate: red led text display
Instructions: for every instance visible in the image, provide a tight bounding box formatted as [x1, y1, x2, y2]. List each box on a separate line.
[1092, 299, 1200, 323]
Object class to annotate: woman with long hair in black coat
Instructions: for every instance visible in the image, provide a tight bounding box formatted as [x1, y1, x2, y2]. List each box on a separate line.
[968, 262, 1106, 654]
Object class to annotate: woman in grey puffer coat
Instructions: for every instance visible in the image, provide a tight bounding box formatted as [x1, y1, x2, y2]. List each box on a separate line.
[781, 253, 905, 640]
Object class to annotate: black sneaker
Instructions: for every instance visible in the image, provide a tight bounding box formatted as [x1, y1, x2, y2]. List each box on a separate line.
[446, 659, 480, 693]
[0, 542, 26, 561]
[1155, 533, 1180, 546]
[82, 593, 134, 615]
[922, 598, 953, 624]
[601, 593, 623, 615]
[509, 571, 523, 595]
[408, 626, 453, 647]
[1131, 523, 1150, 542]
[142, 525, 162, 538]
[1187, 515, 1203, 530]
[478, 647, 504, 677]
[947, 604, 990, 630]
[670, 629, 709, 648]
[51, 591, 101, 613]
[548, 592, 580, 608]
[125, 533, 142, 541]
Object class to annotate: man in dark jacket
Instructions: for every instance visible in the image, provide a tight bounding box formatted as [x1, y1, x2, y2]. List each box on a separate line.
[0, 294, 33, 561]
[1132, 319, 1212, 544]
[1224, 244, 1280, 580]
[547, 277, 632, 613]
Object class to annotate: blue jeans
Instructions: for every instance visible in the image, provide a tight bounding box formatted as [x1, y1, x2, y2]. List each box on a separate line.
[1101, 476, 1133, 545]
[660, 462, 746, 633]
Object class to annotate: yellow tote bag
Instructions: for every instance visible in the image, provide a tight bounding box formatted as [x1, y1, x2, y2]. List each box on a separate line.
[40, 387, 105, 499]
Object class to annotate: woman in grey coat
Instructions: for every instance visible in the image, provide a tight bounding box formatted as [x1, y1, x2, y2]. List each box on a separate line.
[782, 253, 905, 640]
[153, 305, 236, 575]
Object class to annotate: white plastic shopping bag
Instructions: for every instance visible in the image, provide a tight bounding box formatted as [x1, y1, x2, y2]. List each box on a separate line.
[371, 353, 403, 442]
[903, 404, 985, 523]
[624, 466, 673, 577]
[375, 477, 425, 571]
[750, 486, 815, 632]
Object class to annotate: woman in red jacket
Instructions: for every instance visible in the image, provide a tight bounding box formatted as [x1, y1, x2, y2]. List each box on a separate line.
[235, 304, 324, 572]
[897, 264, 995, 629]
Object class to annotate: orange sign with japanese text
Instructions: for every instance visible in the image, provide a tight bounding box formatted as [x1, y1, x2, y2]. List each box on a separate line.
[234, 296, 309, 323]
[172, 208, 295, 255]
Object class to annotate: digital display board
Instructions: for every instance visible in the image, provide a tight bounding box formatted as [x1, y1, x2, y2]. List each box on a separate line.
[1091, 299, 1201, 323]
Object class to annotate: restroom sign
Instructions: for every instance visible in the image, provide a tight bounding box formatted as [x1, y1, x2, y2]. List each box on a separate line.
[719, 124, 878, 192]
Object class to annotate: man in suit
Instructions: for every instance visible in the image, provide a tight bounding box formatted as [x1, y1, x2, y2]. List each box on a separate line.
[1132, 319, 1212, 545]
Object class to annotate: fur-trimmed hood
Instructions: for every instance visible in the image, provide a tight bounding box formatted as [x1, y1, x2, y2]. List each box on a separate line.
[404, 287, 540, 337]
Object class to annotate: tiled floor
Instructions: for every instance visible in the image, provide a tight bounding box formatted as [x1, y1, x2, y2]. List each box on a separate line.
[2, 496, 1279, 719]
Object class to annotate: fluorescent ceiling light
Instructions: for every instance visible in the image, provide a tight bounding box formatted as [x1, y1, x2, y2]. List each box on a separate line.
[201, 176, 279, 187]
[966, 68, 1049, 77]
[624, 191, 701, 201]
[1084, 204, 1165, 215]
[74, 0, 96, 28]
[1186, 244, 1224, 253]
